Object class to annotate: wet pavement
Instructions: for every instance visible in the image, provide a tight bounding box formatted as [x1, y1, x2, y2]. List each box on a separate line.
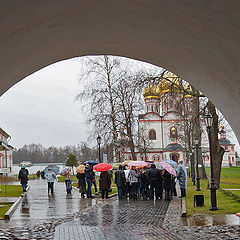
[54, 200, 179, 240]
[0, 179, 99, 229]
[0, 180, 239, 239]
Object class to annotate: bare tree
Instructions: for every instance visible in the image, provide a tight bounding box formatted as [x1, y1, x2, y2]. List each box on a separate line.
[206, 100, 225, 188]
[76, 56, 121, 161]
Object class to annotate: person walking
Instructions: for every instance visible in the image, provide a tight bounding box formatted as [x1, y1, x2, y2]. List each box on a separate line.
[76, 171, 86, 198]
[45, 168, 56, 194]
[148, 164, 162, 200]
[100, 171, 111, 199]
[18, 165, 29, 192]
[177, 160, 187, 197]
[85, 164, 94, 198]
[63, 170, 72, 194]
[129, 167, 139, 200]
[115, 165, 126, 200]
[163, 170, 172, 201]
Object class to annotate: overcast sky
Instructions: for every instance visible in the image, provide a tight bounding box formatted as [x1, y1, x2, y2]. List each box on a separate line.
[0, 58, 89, 148]
[0, 56, 239, 153]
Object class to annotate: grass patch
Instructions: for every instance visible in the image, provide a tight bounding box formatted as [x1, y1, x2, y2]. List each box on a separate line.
[0, 203, 12, 219]
[0, 185, 23, 197]
[186, 179, 240, 215]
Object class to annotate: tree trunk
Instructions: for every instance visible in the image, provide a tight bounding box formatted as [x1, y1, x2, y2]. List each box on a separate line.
[207, 100, 225, 188]
[192, 95, 208, 179]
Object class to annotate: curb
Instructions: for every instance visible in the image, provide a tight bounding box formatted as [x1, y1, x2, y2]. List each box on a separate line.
[4, 186, 30, 220]
[181, 197, 187, 217]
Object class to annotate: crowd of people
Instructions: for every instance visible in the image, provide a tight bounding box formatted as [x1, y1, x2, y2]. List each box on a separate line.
[18, 160, 187, 201]
[114, 160, 187, 201]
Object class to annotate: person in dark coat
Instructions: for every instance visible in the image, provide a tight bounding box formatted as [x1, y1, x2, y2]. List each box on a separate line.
[85, 164, 94, 198]
[90, 165, 98, 194]
[115, 165, 126, 200]
[163, 170, 172, 201]
[18, 165, 29, 192]
[76, 172, 86, 198]
[100, 171, 111, 199]
[148, 164, 162, 200]
[140, 167, 150, 200]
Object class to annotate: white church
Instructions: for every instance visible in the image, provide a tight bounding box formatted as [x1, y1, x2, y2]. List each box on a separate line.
[121, 72, 237, 167]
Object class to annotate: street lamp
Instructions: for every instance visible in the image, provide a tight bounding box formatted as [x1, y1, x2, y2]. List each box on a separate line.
[191, 146, 196, 185]
[194, 137, 201, 191]
[205, 114, 219, 211]
[96, 135, 102, 163]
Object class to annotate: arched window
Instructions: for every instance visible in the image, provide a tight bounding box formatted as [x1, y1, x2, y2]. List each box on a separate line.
[151, 105, 154, 112]
[149, 129, 156, 140]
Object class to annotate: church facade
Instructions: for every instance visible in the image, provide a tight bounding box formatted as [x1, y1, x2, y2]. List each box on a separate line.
[121, 72, 237, 167]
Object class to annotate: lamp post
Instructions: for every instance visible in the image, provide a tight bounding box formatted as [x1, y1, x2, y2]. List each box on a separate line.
[205, 114, 219, 211]
[194, 137, 201, 191]
[191, 147, 196, 185]
[96, 135, 102, 163]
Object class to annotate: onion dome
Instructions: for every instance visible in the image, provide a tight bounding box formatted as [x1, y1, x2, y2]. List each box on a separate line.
[183, 83, 194, 98]
[143, 80, 161, 99]
[159, 71, 182, 93]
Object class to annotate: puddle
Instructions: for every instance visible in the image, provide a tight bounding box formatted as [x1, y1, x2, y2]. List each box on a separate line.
[182, 214, 240, 226]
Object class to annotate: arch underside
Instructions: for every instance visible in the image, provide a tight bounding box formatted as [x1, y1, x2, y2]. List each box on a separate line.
[0, 1, 240, 140]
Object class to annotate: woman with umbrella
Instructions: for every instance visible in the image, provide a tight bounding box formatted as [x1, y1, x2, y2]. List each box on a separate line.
[93, 163, 112, 199]
[45, 168, 56, 194]
[160, 162, 177, 201]
[76, 165, 86, 198]
[61, 167, 72, 194]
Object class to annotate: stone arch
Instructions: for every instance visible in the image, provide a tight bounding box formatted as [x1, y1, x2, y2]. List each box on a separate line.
[0, 1, 240, 141]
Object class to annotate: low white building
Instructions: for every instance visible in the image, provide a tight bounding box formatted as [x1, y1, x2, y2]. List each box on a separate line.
[0, 127, 13, 173]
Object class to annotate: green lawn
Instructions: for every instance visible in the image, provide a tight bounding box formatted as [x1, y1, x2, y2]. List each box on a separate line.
[0, 185, 23, 219]
[0, 185, 23, 197]
[186, 167, 240, 216]
[0, 203, 12, 219]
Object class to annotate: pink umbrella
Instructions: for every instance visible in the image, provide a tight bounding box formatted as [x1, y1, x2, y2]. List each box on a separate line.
[160, 162, 176, 176]
[127, 161, 148, 167]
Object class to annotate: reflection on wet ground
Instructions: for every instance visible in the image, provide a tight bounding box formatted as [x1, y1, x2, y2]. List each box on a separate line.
[0, 179, 98, 229]
[182, 214, 240, 226]
[54, 199, 175, 240]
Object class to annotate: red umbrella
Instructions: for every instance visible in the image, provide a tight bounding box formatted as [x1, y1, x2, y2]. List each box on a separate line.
[93, 163, 112, 172]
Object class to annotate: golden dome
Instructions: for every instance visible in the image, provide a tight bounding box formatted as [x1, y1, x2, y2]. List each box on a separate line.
[143, 80, 161, 99]
[159, 71, 182, 93]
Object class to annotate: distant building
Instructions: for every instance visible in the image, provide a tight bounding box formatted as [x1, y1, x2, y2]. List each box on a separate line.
[121, 72, 237, 167]
[0, 127, 13, 173]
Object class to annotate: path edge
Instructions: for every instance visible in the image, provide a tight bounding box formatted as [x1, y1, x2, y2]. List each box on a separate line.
[4, 186, 29, 220]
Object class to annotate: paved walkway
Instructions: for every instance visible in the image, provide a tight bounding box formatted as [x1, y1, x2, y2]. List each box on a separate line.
[54, 199, 177, 240]
[0, 180, 239, 239]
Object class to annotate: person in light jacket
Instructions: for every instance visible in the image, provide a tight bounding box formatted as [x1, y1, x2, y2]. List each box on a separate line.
[177, 160, 187, 197]
[129, 167, 139, 200]
[45, 168, 56, 194]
